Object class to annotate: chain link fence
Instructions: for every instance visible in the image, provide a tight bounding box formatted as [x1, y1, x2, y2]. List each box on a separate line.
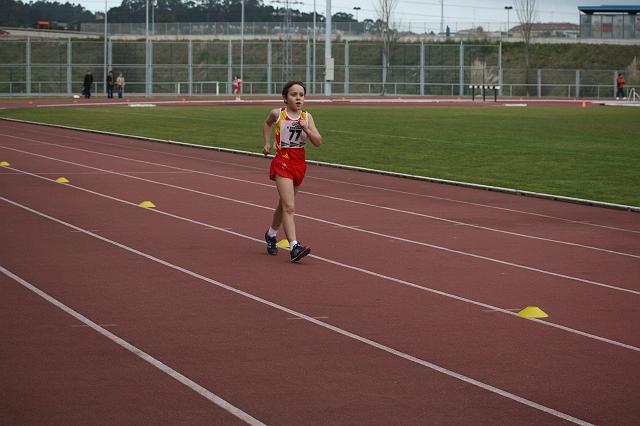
[0, 39, 636, 98]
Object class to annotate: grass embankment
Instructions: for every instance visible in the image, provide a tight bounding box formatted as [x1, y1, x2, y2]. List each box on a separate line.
[1, 105, 638, 206]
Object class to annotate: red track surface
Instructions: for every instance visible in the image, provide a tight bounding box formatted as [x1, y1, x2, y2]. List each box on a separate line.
[1, 119, 638, 424]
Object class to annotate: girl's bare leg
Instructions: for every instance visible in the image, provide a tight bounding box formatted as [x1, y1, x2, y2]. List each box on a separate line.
[274, 175, 298, 242]
[270, 201, 283, 230]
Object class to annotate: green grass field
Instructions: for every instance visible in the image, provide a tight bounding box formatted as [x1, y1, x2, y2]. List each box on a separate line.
[1, 104, 639, 207]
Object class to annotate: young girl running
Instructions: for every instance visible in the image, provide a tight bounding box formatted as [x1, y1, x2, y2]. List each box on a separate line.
[262, 81, 322, 262]
[232, 75, 242, 100]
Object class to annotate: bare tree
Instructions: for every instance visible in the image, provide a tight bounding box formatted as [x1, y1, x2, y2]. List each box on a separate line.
[514, 0, 537, 95]
[375, 0, 400, 95]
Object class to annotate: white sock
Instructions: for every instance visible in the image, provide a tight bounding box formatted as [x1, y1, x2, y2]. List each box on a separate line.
[267, 227, 277, 238]
[290, 240, 298, 248]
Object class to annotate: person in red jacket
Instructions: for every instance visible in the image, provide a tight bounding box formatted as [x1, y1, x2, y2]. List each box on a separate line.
[616, 73, 626, 100]
[232, 75, 242, 100]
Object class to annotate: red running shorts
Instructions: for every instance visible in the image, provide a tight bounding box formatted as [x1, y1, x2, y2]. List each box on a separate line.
[269, 156, 307, 187]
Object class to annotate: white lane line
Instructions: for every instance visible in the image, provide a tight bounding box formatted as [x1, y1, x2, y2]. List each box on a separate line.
[72, 323, 117, 327]
[0, 208, 594, 426]
[287, 316, 329, 320]
[2, 175, 639, 352]
[0, 171, 195, 175]
[30, 99, 305, 108]
[308, 175, 640, 234]
[2, 148, 637, 297]
[1, 132, 637, 258]
[301, 190, 640, 259]
[0, 265, 266, 426]
[3, 120, 639, 234]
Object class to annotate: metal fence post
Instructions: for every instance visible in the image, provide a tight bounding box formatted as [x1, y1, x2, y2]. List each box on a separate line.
[459, 41, 464, 97]
[188, 40, 193, 96]
[613, 70, 617, 98]
[419, 42, 424, 96]
[382, 49, 387, 94]
[227, 40, 232, 95]
[103, 27, 107, 95]
[149, 40, 154, 96]
[145, 37, 149, 96]
[537, 69, 542, 97]
[344, 40, 349, 95]
[575, 69, 580, 99]
[26, 37, 31, 96]
[498, 41, 503, 97]
[267, 39, 272, 95]
[108, 38, 112, 73]
[67, 38, 72, 96]
[306, 39, 311, 87]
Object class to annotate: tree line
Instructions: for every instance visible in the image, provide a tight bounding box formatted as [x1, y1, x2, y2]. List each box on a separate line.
[0, 0, 360, 29]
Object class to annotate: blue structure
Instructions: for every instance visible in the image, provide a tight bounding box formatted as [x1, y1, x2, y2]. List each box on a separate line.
[578, 5, 640, 39]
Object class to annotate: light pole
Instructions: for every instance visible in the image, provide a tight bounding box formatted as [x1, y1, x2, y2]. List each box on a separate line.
[240, 0, 244, 88]
[104, 0, 107, 95]
[325, 0, 331, 96]
[151, 0, 155, 35]
[313, 0, 316, 94]
[353, 6, 360, 21]
[440, 0, 444, 34]
[504, 6, 513, 38]
[146, 0, 149, 96]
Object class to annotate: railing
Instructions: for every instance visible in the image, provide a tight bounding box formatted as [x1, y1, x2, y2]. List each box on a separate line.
[2, 79, 637, 100]
[80, 21, 534, 37]
[0, 80, 222, 96]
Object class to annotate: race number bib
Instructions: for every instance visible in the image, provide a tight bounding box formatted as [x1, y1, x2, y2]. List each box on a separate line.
[281, 118, 307, 148]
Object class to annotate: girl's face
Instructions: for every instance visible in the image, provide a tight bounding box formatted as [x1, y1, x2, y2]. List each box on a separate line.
[285, 84, 305, 111]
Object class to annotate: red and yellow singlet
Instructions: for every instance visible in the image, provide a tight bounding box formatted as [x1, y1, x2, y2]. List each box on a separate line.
[274, 108, 310, 163]
[269, 108, 311, 186]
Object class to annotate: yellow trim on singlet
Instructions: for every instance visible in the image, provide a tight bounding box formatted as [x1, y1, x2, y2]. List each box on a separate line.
[274, 108, 288, 149]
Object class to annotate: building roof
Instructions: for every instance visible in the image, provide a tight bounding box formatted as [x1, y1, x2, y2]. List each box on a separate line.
[510, 23, 579, 32]
[578, 6, 640, 14]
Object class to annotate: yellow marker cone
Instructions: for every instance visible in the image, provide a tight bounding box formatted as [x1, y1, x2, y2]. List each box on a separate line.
[276, 239, 289, 248]
[0, 161, 10, 167]
[138, 201, 156, 208]
[517, 306, 549, 319]
[55, 177, 70, 183]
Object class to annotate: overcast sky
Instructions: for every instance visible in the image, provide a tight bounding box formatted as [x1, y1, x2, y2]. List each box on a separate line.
[76, 0, 639, 27]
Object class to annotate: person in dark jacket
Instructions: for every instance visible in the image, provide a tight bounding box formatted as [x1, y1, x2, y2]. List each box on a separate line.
[83, 70, 93, 99]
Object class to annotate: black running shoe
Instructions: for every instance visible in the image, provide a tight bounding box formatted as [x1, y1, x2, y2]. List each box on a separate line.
[290, 243, 311, 262]
[265, 232, 278, 255]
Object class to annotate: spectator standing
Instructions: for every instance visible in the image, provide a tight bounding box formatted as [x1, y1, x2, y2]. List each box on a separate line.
[116, 72, 125, 99]
[83, 70, 93, 99]
[616, 73, 626, 100]
[106, 70, 114, 98]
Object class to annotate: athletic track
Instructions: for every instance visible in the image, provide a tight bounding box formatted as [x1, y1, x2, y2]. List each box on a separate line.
[1, 101, 639, 425]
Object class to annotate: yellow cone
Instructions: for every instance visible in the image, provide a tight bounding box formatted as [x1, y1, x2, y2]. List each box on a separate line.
[138, 201, 156, 208]
[55, 177, 70, 183]
[0, 161, 10, 167]
[517, 306, 549, 319]
[276, 239, 289, 248]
